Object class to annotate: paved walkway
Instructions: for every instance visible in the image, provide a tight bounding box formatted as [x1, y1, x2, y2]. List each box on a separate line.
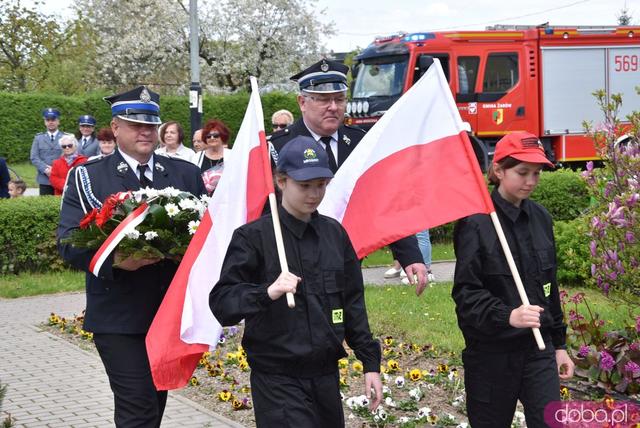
[0, 263, 455, 427]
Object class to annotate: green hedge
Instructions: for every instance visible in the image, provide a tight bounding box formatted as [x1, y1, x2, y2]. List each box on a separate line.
[0, 196, 65, 274]
[554, 217, 592, 287]
[0, 91, 299, 163]
[530, 169, 590, 221]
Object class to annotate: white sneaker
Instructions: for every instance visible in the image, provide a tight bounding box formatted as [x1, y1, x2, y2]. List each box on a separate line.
[400, 269, 407, 278]
[383, 267, 402, 279]
[401, 277, 410, 285]
[428, 271, 436, 284]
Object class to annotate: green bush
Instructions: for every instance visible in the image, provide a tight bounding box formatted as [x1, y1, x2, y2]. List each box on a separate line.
[0, 91, 299, 162]
[554, 217, 592, 287]
[530, 169, 590, 221]
[0, 196, 65, 274]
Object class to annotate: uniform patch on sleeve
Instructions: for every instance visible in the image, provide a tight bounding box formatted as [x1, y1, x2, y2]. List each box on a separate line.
[543, 283, 551, 298]
[332, 309, 344, 324]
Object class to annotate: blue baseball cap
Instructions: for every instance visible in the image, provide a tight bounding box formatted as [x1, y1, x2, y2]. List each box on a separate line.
[78, 115, 96, 126]
[290, 59, 348, 94]
[103, 85, 161, 125]
[277, 136, 334, 181]
[42, 108, 60, 119]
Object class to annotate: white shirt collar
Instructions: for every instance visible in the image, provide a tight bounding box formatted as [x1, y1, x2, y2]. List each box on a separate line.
[117, 149, 154, 176]
[302, 121, 338, 143]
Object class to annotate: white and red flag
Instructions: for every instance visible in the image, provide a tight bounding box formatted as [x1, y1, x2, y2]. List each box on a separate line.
[319, 60, 494, 258]
[146, 77, 273, 390]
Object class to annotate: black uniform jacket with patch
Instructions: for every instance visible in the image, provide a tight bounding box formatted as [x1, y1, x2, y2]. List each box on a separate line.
[57, 150, 206, 334]
[452, 189, 567, 351]
[210, 206, 381, 377]
[269, 118, 422, 268]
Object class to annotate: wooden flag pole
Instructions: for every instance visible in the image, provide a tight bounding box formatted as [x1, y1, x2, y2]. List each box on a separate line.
[489, 212, 546, 350]
[267, 193, 296, 308]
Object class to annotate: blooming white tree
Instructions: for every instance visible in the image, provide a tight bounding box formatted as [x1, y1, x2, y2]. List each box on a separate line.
[72, 0, 334, 91]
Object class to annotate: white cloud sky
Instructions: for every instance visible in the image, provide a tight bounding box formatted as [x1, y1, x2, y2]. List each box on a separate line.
[29, 0, 640, 53]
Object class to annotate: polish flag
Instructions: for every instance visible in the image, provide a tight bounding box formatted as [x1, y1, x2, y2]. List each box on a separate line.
[146, 77, 273, 390]
[319, 60, 494, 258]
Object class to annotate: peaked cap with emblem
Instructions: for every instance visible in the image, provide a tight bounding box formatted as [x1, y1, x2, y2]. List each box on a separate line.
[103, 85, 161, 125]
[290, 58, 349, 94]
[277, 136, 334, 181]
[42, 107, 60, 119]
[78, 114, 96, 126]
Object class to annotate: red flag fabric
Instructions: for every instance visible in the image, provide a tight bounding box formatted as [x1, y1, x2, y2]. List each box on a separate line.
[319, 60, 494, 258]
[145, 77, 273, 390]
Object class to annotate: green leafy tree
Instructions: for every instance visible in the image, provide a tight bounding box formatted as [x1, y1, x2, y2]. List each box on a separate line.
[0, 0, 66, 91]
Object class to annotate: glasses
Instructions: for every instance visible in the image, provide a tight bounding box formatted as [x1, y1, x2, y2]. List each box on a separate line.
[272, 123, 288, 130]
[303, 94, 347, 107]
[206, 132, 221, 140]
[61, 144, 74, 149]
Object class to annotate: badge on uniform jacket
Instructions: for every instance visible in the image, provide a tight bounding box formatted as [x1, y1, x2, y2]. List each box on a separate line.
[116, 162, 129, 173]
[343, 135, 351, 146]
[155, 162, 165, 172]
[543, 283, 551, 298]
[332, 309, 344, 324]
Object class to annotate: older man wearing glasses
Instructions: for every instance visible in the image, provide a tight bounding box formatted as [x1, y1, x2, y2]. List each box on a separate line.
[270, 58, 428, 291]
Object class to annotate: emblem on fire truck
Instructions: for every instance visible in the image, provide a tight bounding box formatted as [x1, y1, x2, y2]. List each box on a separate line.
[492, 109, 504, 125]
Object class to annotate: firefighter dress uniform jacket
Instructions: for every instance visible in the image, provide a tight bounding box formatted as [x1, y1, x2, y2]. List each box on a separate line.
[210, 206, 381, 376]
[57, 150, 206, 334]
[452, 189, 567, 351]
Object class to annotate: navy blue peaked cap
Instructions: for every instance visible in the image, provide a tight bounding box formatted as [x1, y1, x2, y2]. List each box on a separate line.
[103, 86, 161, 125]
[277, 136, 334, 181]
[290, 59, 348, 93]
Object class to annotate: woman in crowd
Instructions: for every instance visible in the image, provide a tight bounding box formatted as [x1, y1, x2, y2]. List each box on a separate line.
[89, 128, 116, 160]
[50, 135, 88, 195]
[196, 119, 232, 194]
[155, 121, 196, 163]
[75, 115, 99, 156]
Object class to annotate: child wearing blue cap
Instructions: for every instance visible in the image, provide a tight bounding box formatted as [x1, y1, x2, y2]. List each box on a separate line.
[210, 136, 382, 427]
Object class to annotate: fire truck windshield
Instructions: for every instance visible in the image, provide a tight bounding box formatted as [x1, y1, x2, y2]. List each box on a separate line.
[352, 58, 408, 98]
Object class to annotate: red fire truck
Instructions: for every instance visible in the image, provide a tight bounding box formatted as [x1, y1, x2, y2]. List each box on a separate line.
[345, 25, 640, 168]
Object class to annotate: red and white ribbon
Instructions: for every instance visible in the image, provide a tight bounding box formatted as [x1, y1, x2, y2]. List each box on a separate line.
[89, 202, 150, 277]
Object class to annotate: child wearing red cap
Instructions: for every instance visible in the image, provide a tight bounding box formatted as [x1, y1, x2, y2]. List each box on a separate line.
[210, 136, 382, 427]
[452, 131, 574, 427]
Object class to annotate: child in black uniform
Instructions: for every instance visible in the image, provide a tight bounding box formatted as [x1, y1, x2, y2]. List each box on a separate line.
[452, 132, 574, 428]
[209, 136, 382, 427]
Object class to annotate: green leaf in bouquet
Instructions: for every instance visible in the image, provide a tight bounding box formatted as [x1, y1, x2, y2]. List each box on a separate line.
[132, 246, 165, 260]
[148, 204, 171, 228]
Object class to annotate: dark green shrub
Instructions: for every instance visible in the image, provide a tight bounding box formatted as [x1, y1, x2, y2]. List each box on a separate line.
[530, 169, 590, 221]
[0, 196, 65, 274]
[0, 91, 298, 162]
[554, 217, 592, 287]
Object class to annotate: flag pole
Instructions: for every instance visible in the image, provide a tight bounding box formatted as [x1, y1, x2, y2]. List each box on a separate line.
[250, 76, 295, 309]
[489, 212, 546, 350]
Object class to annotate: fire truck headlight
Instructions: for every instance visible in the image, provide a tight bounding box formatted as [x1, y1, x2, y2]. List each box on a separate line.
[351, 102, 358, 115]
[562, 32, 569, 39]
[628, 31, 634, 38]
[357, 101, 363, 114]
[346, 102, 352, 114]
[363, 101, 369, 114]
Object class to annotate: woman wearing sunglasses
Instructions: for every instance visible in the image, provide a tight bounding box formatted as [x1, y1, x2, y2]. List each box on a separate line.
[195, 119, 232, 194]
[50, 134, 88, 195]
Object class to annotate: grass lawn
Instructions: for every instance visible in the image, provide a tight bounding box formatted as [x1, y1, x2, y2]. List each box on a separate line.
[362, 242, 454, 268]
[7, 161, 37, 187]
[0, 270, 84, 298]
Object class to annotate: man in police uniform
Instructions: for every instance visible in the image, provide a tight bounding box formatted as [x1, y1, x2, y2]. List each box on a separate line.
[30, 107, 64, 195]
[77, 114, 100, 157]
[270, 59, 428, 293]
[57, 86, 206, 427]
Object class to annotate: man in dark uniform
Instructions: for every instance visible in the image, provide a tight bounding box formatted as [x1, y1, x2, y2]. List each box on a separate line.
[77, 114, 100, 157]
[57, 86, 206, 427]
[30, 107, 63, 195]
[270, 58, 428, 293]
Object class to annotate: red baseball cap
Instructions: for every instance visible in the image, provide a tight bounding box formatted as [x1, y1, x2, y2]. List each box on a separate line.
[493, 132, 554, 167]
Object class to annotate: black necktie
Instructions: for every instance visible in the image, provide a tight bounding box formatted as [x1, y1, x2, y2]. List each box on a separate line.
[320, 136, 338, 173]
[137, 164, 152, 188]
[82, 138, 88, 148]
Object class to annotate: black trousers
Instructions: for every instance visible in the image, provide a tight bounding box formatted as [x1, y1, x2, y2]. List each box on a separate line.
[463, 342, 560, 428]
[39, 184, 54, 195]
[93, 334, 167, 428]
[250, 370, 344, 428]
